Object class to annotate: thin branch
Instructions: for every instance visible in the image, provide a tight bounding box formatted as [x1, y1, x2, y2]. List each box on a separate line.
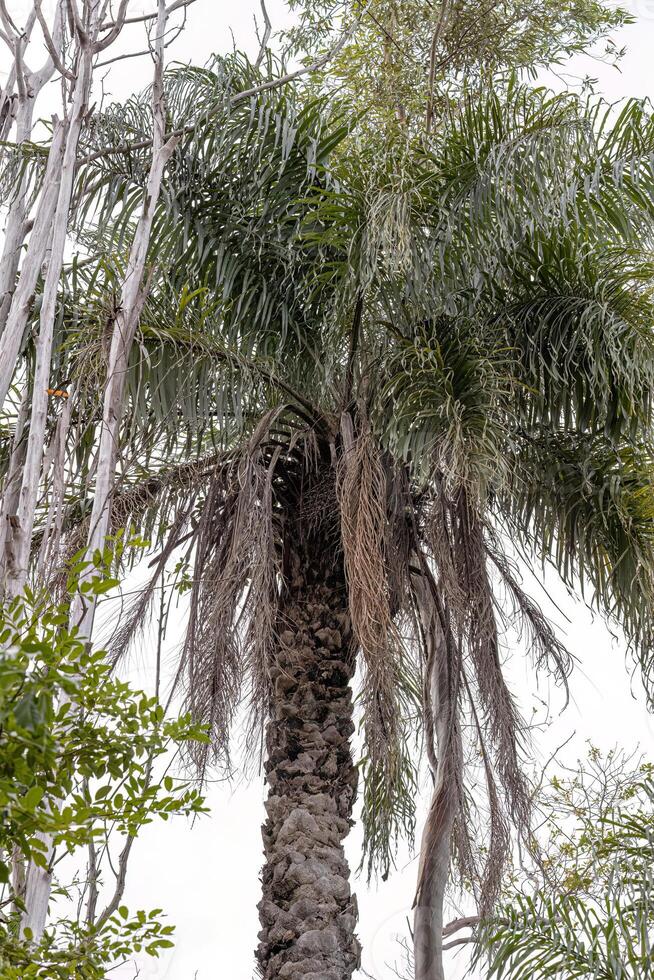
[442, 937, 475, 950]
[94, 835, 135, 930]
[0, 0, 20, 39]
[95, 47, 151, 68]
[426, 0, 449, 132]
[442, 915, 481, 937]
[34, 0, 75, 79]
[0, 27, 13, 53]
[254, 0, 271, 69]
[94, 0, 129, 51]
[85, 814, 99, 925]
[100, 0, 197, 30]
[29, 2, 63, 92]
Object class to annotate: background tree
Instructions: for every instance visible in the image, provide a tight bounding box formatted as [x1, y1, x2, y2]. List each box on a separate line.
[476, 751, 654, 979]
[285, 0, 631, 131]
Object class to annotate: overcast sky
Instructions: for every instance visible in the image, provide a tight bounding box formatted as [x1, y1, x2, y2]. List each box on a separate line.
[3, 1, 654, 977]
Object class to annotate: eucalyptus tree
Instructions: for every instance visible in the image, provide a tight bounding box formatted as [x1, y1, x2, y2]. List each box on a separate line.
[286, 0, 631, 131]
[25, 58, 654, 980]
[0, 4, 61, 334]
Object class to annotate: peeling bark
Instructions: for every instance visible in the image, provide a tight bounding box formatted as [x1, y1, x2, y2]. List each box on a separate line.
[256, 533, 361, 980]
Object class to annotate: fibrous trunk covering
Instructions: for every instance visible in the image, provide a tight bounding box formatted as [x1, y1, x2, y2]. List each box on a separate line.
[256, 534, 360, 979]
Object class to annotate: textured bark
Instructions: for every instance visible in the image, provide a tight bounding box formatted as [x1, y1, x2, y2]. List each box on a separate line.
[256, 535, 361, 980]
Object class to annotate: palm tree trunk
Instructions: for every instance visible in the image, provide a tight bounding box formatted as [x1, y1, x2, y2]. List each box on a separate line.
[256, 534, 361, 980]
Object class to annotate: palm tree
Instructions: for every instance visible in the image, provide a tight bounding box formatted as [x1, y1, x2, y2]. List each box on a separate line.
[12, 64, 654, 979]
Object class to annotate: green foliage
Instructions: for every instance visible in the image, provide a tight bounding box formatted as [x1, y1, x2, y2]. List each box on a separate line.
[0, 562, 208, 976]
[286, 0, 631, 132]
[478, 752, 654, 979]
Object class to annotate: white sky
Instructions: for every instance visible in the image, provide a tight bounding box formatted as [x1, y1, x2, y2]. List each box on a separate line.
[3, 1, 654, 977]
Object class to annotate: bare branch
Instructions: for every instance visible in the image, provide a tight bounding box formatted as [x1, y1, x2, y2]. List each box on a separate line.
[0, 0, 20, 39]
[442, 937, 475, 950]
[34, 0, 76, 79]
[94, 835, 135, 930]
[30, 2, 64, 92]
[94, 0, 129, 51]
[254, 0, 271, 69]
[66, 0, 87, 44]
[95, 46, 151, 68]
[85, 820, 99, 925]
[101, 0, 197, 30]
[442, 915, 481, 937]
[0, 27, 13, 53]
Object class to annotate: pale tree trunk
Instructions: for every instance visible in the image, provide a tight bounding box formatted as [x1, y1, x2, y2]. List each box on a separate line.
[256, 531, 361, 980]
[0, 0, 134, 412]
[0, 4, 61, 335]
[413, 622, 459, 980]
[5, 44, 95, 603]
[72, 0, 179, 636]
[0, 388, 29, 582]
[0, 117, 65, 410]
[20, 0, 178, 938]
[16, 44, 97, 934]
[16, 0, 137, 938]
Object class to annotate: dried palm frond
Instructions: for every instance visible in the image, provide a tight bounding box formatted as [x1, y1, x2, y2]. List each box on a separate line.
[338, 411, 401, 761]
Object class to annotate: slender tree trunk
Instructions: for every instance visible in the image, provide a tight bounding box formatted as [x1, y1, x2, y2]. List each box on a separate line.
[72, 0, 178, 637]
[0, 96, 36, 336]
[413, 624, 459, 980]
[256, 534, 361, 980]
[0, 112, 67, 412]
[0, 5, 60, 336]
[0, 387, 29, 587]
[5, 47, 93, 603]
